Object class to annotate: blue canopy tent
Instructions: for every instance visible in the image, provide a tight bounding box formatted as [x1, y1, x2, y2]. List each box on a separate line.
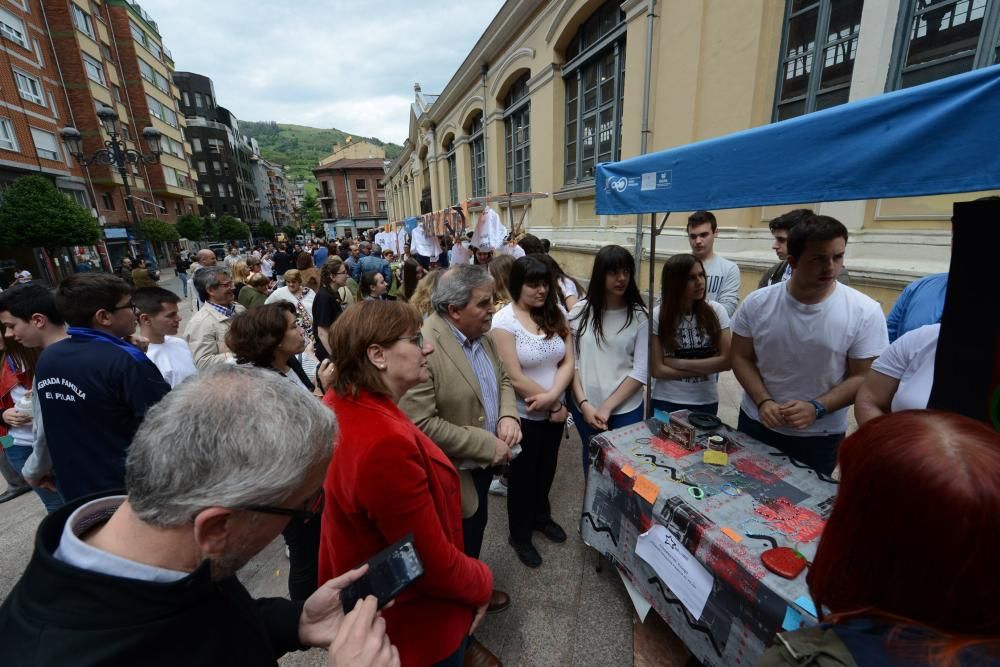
[593, 64, 1000, 425]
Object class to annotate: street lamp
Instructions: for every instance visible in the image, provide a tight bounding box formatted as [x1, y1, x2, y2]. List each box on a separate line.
[61, 106, 162, 258]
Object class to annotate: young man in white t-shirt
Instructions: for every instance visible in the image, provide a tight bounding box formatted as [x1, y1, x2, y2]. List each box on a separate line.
[134, 287, 196, 389]
[687, 211, 741, 316]
[730, 215, 887, 474]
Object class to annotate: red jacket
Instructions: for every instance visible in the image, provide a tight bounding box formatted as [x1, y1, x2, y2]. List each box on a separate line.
[319, 389, 493, 667]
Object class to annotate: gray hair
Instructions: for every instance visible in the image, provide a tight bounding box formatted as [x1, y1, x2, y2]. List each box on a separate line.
[126, 365, 336, 527]
[193, 266, 229, 301]
[432, 264, 494, 316]
[359, 241, 372, 251]
[372, 243, 382, 254]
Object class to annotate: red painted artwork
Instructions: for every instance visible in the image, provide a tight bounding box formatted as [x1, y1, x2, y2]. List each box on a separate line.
[753, 498, 824, 542]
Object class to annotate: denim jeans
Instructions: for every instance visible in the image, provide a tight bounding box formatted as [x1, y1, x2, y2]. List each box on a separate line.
[176, 272, 188, 298]
[568, 402, 645, 477]
[737, 410, 841, 475]
[4, 445, 64, 512]
[462, 467, 493, 559]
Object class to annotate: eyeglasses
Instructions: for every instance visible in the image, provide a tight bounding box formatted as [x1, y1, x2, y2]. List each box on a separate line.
[397, 332, 424, 348]
[335, 270, 348, 276]
[109, 301, 137, 314]
[242, 488, 324, 523]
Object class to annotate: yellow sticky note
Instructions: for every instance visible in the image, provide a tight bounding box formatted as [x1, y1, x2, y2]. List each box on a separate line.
[633, 475, 660, 504]
[620, 464, 636, 478]
[703, 450, 729, 466]
[721, 527, 743, 543]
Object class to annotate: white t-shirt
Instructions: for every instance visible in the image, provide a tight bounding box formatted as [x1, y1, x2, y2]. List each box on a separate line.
[701, 254, 741, 316]
[651, 301, 730, 406]
[569, 301, 648, 415]
[146, 336, 197, 388]
[8, 383, 33, 448]
[870, 323, 939, 413]
[492, 304, 567, 421]
[731, 282, 888, 436]
[558, 277, 578, 305]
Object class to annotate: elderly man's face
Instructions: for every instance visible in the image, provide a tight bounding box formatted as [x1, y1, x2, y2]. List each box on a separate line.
[199, 464, 328, 580]
[448, 283, 495, 340]
[198, 250, 216, 267]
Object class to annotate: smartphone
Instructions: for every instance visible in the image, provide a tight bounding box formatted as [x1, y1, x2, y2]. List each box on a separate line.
[340, 534, 425, 614]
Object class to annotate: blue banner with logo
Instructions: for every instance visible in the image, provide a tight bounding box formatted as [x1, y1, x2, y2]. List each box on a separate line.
[595, 64, 1000, 214]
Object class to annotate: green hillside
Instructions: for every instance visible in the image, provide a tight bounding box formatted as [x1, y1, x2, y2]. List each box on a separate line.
[240, 121, 403, 192]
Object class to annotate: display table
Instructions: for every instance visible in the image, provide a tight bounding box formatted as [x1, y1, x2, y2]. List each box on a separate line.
[579, 412, 838, 666]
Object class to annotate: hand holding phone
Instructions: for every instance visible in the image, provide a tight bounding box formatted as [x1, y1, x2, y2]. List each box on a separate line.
[341, 535, 424, 614]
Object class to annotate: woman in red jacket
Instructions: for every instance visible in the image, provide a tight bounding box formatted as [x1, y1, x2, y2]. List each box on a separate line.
[318, 300, 493, 667]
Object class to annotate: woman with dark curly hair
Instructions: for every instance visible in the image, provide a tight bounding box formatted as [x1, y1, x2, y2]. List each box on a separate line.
[225, 302, 334, 601]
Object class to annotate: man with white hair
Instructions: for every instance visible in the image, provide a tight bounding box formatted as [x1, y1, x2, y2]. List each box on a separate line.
[0, 365, 398, 666]
[188, 249, 218, 311]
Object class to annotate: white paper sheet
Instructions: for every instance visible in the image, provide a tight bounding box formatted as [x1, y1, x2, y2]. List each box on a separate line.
[617, 569, 652, 622]
[635, 524, 714, 620]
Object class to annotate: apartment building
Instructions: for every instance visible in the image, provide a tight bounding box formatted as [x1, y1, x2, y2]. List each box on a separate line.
[174, 70, 258, 221]
[0, 2, 88, 200]
[313, 156, 389, 236]
[252, 156, 295, 229]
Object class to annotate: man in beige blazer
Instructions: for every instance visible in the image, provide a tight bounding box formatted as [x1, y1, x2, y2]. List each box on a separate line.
[184, 267, 245, 369]
[399, 265, 520, 656]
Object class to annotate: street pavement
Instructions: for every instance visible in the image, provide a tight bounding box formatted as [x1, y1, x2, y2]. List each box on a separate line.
[0, 269, 856, 666]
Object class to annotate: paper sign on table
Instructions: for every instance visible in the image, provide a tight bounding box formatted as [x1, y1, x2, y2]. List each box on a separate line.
[632, 475, 660, 504]
[635, 524, 714, 620]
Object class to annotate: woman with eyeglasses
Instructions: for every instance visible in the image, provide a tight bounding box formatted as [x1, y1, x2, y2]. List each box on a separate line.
[319, 300, 493, 667]
[492, 255, 575, 568]
[225, 303, 334, 601]
[313, 258, 349, 370]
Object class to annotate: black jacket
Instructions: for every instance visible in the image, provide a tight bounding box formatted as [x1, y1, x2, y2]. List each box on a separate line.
[0, 494, 305, 666]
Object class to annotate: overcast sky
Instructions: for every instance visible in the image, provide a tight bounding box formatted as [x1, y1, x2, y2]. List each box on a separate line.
[139, 0, 505, 144]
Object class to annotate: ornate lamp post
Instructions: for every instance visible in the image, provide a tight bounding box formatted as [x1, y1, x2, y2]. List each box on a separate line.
[61, 106, 162, 258]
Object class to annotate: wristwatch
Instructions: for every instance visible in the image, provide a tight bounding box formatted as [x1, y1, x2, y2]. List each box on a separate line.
[808, 400, 827, 419]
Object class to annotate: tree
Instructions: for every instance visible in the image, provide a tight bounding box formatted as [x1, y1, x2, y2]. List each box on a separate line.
[256, 220, 275, 239]
[202, 217, 219, 241]
[281, 225, 297, 238]
[140, 218, 180, 243]
[217, 215, 250, 242]
[0, 175, 100, 249]
[175, 213, 203, 241]
[301, 193, 322, 229]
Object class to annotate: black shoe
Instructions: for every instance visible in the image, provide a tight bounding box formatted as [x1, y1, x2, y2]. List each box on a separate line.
[533, 519, 567, 543]
[508, 537, 542, 568]
[0, 486, 31, 504]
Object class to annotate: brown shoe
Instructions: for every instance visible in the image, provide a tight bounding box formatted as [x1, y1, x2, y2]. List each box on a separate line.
[486, 589, 510, 614]
[463, 638, 502, 667]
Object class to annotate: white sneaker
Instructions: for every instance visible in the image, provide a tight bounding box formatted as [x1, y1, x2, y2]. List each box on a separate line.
[489, 478, 508, 497]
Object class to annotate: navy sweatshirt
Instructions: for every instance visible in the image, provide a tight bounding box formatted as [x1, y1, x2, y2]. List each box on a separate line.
[34, 336, 170, 501]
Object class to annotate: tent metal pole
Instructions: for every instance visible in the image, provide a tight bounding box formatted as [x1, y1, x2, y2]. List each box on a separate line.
[633, 0, 658, 266]
[645, 211, 668, 418]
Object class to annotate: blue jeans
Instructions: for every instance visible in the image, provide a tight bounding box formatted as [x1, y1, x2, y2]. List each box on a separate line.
[4, 445, 64, 513]
[737, 410, 841, 475]
[568, 402, 645, 477]
[650, 399, 719, 416]
[432, 636, 467, 667]
[176, 272, 188, 298]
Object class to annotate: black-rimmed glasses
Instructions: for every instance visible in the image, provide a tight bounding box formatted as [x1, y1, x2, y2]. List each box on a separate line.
[242, 488, 324, 523]
[109, 301, 137, 314]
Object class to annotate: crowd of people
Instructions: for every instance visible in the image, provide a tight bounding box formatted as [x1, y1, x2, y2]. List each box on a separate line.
[0, 210, 996, 666]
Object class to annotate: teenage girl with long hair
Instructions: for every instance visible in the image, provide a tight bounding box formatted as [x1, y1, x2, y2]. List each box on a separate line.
[568, 245, 647, 476]
[651, 253, 731, 415]
[492, 255, 574, 568]
[0, 335, 62, 511]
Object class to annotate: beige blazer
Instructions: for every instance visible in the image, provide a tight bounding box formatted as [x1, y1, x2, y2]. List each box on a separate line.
[184, 302, 246, 369]
[399, 313, 519, 518]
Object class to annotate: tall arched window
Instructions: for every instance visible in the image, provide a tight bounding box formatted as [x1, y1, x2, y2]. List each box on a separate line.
[563, 0, 626, 184]
[504, 74, 530, 193]
[444, 138, 458, 205]
[468, 113, 486, 198]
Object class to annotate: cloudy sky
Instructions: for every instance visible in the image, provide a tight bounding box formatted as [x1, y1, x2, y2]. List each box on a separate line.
[139, 0, 505, 144]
